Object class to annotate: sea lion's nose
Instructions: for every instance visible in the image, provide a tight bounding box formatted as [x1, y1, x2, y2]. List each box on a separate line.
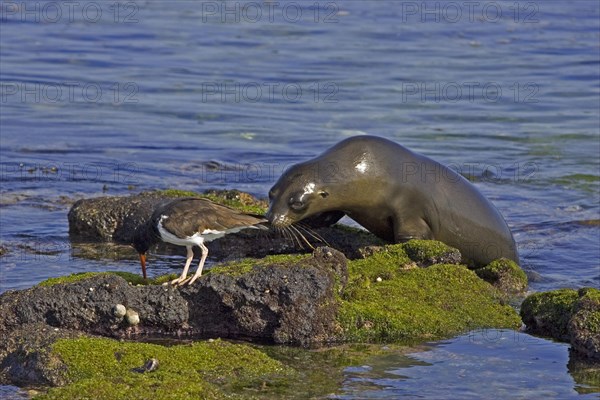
[265, 208, 273, 222]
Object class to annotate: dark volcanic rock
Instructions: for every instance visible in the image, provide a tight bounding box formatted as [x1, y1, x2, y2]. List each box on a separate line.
[475, 258, 528, 295]
[68, 192, 171, 243]
[180, 247, 347, 345]
[520, 289, 578, 342]
[521, 287, 600, 360]
[569, 288, 600, 360]
[67, 191, 383, 261]
[0, 274, 189, 340]
[0, 323, 83, 386]
[402, 239, 462, 267]
[0, 247, 347, 351]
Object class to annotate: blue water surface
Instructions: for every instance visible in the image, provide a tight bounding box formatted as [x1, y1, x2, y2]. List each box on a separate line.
[1, 0, 599, 398]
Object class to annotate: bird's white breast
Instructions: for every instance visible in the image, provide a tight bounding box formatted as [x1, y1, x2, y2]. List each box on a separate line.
[157, 215, 262, 245]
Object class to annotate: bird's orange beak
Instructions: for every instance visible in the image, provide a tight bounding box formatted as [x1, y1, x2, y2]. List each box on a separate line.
[139, 253, 147, 279]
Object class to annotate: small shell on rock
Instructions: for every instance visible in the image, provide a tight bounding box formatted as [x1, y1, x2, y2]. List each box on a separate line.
[125, 309, 140, 326]
[131, 358, 159, 373]
[142, 358, 159, 372]
[112, 304, 127, 318]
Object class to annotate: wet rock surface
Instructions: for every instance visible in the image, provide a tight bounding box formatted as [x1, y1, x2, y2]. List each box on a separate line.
[0, 191, 538, 390]
[68, 192, 172, 243]
[569, 289, 600, 360]
[474, 258, 528, 295]
[68, 190, 384, 261]
[401, 239, 462, 267]
[179, 247, 347, 345]
[521, 287, 600, 360]
[0, 274, 188, 340]
[0, 247, 347, 387]
[0, 323, 84, 386]
[0, 248, 345, 348]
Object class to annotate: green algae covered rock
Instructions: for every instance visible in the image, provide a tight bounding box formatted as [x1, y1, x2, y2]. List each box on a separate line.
[0, 240, 533, 395]
[569, 288, 600, 360]
[36, 337, 292, 400]
[6, 241, 524, 350]
[475, 258, 528, 295]
[37, 271, 148, 287]
[401, 239, 462, 267]
[520, 289, 579, 341]
[521, 288, 600, 360]
[338, 244, 521, 342]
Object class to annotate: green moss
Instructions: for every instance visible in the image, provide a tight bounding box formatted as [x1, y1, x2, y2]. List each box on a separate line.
[402, 239, 454, 259]
[520, 289, 580, 340]
[572, 288, 600, 339]
[38, 272, 105, 287]
[579, 287, 600, 303]
[209, 254, 310, 276]
[475, 258, 528, 294]
[37, 254, 310, 288]
[36, 337, 293, 400]
[401, 239, 461, 265]
[158, 189, 202, 198]
[38, 272, 168, 287]
[350, 244, 412, 278]
[339, 257, 521, 342]
[521, 288, 599, 360]
[151, 273, 180, 285]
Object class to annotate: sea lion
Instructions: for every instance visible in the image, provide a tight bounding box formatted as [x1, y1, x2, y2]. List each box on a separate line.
[266, 135, 519, 266]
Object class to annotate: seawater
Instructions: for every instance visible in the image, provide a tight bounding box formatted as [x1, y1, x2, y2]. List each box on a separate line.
[0, 1, 598, 398]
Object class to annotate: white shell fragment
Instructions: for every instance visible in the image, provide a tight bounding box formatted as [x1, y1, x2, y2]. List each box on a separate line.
[125, 309, 140, 326]
[131, 358, 159, 373]
[112, 304, 127, 318]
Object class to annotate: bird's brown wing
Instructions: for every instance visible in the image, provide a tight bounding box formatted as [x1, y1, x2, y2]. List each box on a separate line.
[157, 197, 266, 238]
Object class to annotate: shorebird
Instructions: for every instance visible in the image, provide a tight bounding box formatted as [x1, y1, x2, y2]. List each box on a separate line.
[132, 197, 267, 285]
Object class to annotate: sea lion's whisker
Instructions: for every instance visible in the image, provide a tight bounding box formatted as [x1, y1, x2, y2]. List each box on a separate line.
[286, 226, 306, 249]
[278, 226, 297, 247]
[296, 223, 330, 246]
[280, 226, 293, 243]
[289, 224, 314, 250]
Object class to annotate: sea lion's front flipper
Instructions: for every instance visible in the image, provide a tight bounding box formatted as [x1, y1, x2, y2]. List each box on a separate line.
[394, 217, 433, 243]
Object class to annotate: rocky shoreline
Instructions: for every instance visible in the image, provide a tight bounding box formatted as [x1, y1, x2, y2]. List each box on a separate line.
[0, 190, 597, 398]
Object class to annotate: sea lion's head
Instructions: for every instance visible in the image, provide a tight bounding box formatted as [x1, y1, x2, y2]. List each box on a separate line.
[266, 162, 334, 228]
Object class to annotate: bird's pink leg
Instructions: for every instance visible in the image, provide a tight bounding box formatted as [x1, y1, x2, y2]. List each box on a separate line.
[167, 246, 194, 285]
[185, 243, 209, 285]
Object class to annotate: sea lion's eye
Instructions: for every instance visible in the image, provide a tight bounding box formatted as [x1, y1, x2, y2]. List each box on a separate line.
[268, 189, 275, 200]
[319, 191, 329, 199]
